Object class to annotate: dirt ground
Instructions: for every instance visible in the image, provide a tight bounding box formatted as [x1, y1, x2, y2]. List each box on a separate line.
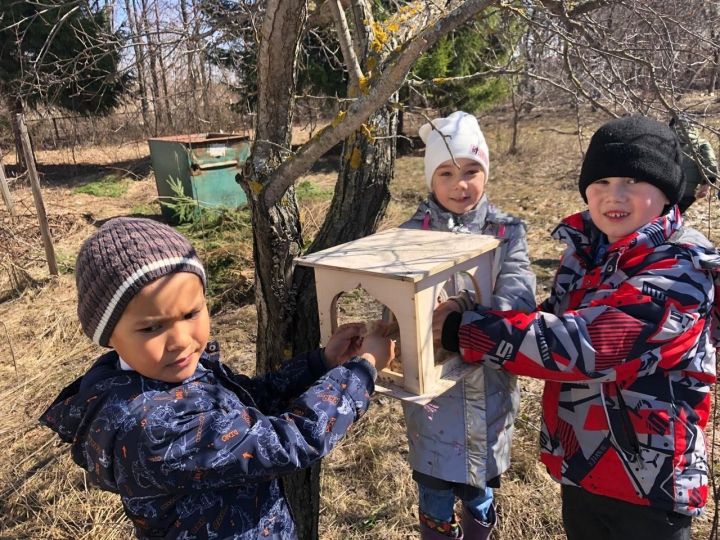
[2, 108, 720, 539]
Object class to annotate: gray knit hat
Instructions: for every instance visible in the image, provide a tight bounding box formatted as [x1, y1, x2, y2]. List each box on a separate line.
[75, 217, 206, 347]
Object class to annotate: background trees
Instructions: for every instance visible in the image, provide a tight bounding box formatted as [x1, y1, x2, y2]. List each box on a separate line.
[0, 0, 130, 160]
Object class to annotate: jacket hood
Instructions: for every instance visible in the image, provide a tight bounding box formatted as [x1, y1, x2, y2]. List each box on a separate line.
[39, 351, 140, 473]
[39, 350, 209, 478]
[41, 352, 118, 441]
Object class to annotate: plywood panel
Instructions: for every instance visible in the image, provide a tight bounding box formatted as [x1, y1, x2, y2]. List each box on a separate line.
[296, 228, 499, 282]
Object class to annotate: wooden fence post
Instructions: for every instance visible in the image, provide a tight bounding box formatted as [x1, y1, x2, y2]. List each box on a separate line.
[0, 158, 14, 216]
[16, 114, 58, 276]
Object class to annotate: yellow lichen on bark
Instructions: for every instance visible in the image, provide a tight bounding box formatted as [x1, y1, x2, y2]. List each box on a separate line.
[349, 147, 363, 169]
[358, 74, 370, 95]
[370, 21, 388, 53]
[331, 110, 347, 127]
[249, 180, 264, 195]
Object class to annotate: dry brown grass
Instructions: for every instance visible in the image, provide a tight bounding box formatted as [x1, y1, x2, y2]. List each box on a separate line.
[2, 107, 720, 539]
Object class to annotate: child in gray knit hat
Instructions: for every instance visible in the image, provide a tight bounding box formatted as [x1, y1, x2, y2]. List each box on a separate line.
[40, 217, 394, 540]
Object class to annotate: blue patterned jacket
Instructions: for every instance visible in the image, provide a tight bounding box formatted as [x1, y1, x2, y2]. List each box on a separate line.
[40, 342, 376, 539]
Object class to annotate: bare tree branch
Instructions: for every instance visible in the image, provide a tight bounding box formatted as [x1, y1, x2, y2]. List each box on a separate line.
[328, 0, 364, 90]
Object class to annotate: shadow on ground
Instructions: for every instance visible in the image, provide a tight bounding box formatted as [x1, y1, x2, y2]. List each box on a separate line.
[5, 156, 152, 189]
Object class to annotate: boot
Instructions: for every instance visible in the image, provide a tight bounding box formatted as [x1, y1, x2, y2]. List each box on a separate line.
[419, 513, 463, 539]
[420, 521, 463, 540]
[461, 503, 496, 540]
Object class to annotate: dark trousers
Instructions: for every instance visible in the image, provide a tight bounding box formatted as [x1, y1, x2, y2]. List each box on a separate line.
[561, 485, 692, 540]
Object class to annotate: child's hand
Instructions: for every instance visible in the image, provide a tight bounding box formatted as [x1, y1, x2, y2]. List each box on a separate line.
[432, 300, 462, 345]
[324, 322, 367, 367]
[358, 321, 395, 371]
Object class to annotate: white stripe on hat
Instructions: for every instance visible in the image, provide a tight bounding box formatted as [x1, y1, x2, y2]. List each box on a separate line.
[92, 256, 206, 345]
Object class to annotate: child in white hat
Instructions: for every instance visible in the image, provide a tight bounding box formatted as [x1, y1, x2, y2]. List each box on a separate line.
[401, 111, 536, 539]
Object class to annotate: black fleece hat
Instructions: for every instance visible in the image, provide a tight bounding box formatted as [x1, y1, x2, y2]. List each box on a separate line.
[579, 115, 685, 205]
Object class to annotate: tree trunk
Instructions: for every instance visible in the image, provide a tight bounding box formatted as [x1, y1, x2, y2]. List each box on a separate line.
[179, 0, 199, 128]
[248, 2, 495, 537]
[124, 0, 152, 133]
[244, 1, 313, 537]
[8, 97, 25, 168]
[153, 0, 173, 128]
[288, 103, 398, 540]
[292, 0, 398, 353]
[292, 100, 398, 360]
[140, 0, 163, 132]
[192, 0, 212, 120]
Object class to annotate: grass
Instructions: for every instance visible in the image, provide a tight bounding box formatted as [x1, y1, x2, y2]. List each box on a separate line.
[175, 206, 256, 313]
[130, 202, 161, 216]
[54, 249, 77, 275]
[296, 179, 334, 202]
[73, 174, 129, 198]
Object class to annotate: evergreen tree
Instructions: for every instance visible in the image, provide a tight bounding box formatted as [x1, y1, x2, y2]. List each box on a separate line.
[409, 10, 515, 114]
[0, 0, 130, 115]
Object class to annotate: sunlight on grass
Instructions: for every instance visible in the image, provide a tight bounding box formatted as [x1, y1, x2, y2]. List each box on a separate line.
[296, 179, 334, 202]
[73, 175, 129, 198]
[130, 202, 161, 216]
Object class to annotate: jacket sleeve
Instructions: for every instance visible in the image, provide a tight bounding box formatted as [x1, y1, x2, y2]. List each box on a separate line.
[117, 358, 375, 492]
[457, 255, 715, 384]
[223, 349, 331, 414]
[491, 223, 537, 312]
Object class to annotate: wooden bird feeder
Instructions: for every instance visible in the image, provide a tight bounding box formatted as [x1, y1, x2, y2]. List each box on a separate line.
[295, 228, 500, 404]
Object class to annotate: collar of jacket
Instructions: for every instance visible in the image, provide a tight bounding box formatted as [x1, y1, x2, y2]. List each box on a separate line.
[40, 341, 226, 445]
[71, 341, 221, 397]
[552, 205, 682, 265]
[411, 194, 491, 233]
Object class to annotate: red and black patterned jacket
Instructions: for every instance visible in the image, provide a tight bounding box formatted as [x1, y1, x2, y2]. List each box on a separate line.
[451, 206, 719, 516]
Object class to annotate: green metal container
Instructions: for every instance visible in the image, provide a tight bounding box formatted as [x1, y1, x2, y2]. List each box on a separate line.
[148, 133, 251, 221]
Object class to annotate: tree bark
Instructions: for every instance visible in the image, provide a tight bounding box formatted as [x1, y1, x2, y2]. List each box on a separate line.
[249, 3, 495, 538]
[139, 0, 162, 132]
[192, 0, 212, 120]
[243, 1, 314, 537]
[124, 0, 152, 133]
[153, 0, 173, 128]
[8, 97, 25, 168]
[286, 104, 398, 540]
[288, 2, 399, 533]
[179, 0, 199, 126]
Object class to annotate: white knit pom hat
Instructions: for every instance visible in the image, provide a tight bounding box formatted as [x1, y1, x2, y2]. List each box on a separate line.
[419, 111, 489, 190]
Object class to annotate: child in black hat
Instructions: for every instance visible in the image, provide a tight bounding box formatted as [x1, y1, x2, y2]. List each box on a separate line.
[434, 115, 720, 540]
[40, 217, 394, 539]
